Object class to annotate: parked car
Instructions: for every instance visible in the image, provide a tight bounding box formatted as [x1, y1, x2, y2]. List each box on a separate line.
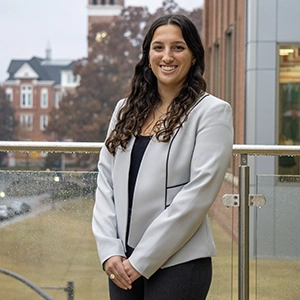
[11, 201, 31, 215]
[0, 205, 14, 220]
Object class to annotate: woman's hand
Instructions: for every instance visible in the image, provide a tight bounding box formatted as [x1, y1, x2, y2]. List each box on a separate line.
[105, 256, 132, 290]
[123, 259, 142, 282]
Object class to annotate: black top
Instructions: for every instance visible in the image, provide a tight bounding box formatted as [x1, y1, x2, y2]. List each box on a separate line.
[128, 135, 151, 209]
[126, 135, 151, 255]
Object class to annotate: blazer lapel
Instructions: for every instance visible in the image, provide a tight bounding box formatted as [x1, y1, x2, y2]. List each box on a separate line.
[128, 137, 169, 247]
[112, 137, 135, 241]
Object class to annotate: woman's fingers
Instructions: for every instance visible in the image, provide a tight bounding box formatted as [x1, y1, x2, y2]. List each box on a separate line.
[105, 256, 132, 290]
[123, 259, 142, 282]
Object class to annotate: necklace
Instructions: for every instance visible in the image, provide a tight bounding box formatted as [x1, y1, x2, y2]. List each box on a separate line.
[141, 107, 167, 136]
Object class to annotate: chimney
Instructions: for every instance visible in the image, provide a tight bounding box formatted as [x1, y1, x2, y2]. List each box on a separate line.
[46, 41, 52, 61]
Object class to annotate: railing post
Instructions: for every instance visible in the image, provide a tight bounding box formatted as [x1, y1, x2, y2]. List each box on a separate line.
[65, 280, 74, 300]
[238, 154, 250, 300]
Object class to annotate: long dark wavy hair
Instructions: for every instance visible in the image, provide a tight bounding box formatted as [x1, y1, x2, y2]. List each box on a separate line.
[106, 14, 207, 155]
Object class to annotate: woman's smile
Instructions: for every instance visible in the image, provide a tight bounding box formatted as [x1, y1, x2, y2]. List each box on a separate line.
[160, 65, 177, 72]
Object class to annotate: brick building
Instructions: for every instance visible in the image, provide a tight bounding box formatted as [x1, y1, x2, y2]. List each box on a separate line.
[2, 47, 79, 142]
[2, 0, 125, 144]
[203, 0, 300, 260]
[87, 0, 124, 51]
[203, 0, 300, 177]
[1, 1, 125, 167]
[203, 0, 246, 147]
[88, 0, 124, 26]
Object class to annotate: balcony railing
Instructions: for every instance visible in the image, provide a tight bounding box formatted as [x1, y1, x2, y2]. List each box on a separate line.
[1, 142, 300, 300]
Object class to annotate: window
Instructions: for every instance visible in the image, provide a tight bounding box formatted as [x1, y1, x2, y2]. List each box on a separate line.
[40, 115, 48, 131]
[55, 91, 62, 108]
[20, 114, 33, 130]
[41, 88, 48, 108]
[21, 85, 33, 108]
[109, 0, 114, 4]
[5, 88, 13, 102]
[93, 0, 97, 4]
[101, 0, 105, 4]
[278, 45, 300, 175]
[213, 43, 220, 97]
[67, 73, 76, 84]
[225, 31, 232, 103]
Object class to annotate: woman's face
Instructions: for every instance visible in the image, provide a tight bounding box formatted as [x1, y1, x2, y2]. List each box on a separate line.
[149, 24, 195, 92]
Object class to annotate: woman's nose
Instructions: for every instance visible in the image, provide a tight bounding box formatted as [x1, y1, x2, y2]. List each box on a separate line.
[162, 49, 174, 63]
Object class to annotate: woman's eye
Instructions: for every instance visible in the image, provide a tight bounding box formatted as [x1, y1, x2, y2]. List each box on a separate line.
[153, 46, 163, 50]
[174, 46, 184, 51]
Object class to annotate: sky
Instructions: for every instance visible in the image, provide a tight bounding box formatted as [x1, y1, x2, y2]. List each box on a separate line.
[0, 0, 203, 84]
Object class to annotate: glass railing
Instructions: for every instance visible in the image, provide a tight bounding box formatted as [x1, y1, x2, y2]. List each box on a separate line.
[253, 174, 300, 300]
[0, 142, 299, 300]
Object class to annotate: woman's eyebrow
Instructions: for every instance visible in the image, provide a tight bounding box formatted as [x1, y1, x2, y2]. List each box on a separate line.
[151, 40, 186, 45]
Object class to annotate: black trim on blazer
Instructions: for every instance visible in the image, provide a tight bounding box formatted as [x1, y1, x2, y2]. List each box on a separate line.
[165, 127, 180, 208]
[167, 182, 189, 189]
[164, 93, 210, 208]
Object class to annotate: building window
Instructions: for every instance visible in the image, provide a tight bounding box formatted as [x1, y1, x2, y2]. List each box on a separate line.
[20, 114, 33, 131]
[67, 73, 76, 84]
[20, 85, 33, 108]
[55, 91, 62, 108]
[40, 115, 48, 131]
[278, 45, 300, 175]
[41, 88, 48, 108]
[110, 0, 114, 4]
[101, 0, 105, 4]
[213, 43, 220, 97]
[93, 0, 97, 4]
[225, 31, 232, 103]
[5, 88, 13, 102]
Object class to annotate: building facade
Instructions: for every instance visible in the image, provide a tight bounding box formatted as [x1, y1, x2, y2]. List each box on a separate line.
[203, 0, 246, 146]
[246, 0, 300, 178]
[87, 0, 124, 51]
[203, 0, 300, 177]
[3, 50, 79, 142]
[203, 0, 300, 260]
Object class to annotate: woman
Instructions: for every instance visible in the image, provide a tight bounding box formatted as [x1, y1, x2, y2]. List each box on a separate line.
[92, 14, 233, 299]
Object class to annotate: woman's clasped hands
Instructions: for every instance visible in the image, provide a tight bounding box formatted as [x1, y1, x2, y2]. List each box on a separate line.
[105, 256, 141, 290]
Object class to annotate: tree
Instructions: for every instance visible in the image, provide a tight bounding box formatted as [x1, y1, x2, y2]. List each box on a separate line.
[0, 86, 18, 166]
[47, 0, 202, 143]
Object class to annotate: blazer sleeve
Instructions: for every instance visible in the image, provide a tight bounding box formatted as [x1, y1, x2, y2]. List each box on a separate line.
[128, 99, 233, 278]
[92, 99, 126, 266]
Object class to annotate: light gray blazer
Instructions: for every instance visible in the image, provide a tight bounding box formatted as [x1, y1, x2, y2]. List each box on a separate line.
[92, 93, 233, 279]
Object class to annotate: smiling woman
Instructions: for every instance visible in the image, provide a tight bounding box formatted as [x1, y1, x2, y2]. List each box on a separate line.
[148, 25, 195, 98]
[92, 14, 233, 300]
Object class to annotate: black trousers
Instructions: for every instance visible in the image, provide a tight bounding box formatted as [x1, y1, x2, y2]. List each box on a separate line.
[108, 257, 212, 300]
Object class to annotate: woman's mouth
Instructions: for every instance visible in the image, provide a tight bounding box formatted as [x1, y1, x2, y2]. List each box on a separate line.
[160, 65, 177, 71]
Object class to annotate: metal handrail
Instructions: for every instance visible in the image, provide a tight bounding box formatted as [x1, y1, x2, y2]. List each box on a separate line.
[1, 141, 300, 155]
[0, 141, 104, 153]
[0, 268, 54, 300]
[232, 144, 300, 155]
[1, 142, 300, 300]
